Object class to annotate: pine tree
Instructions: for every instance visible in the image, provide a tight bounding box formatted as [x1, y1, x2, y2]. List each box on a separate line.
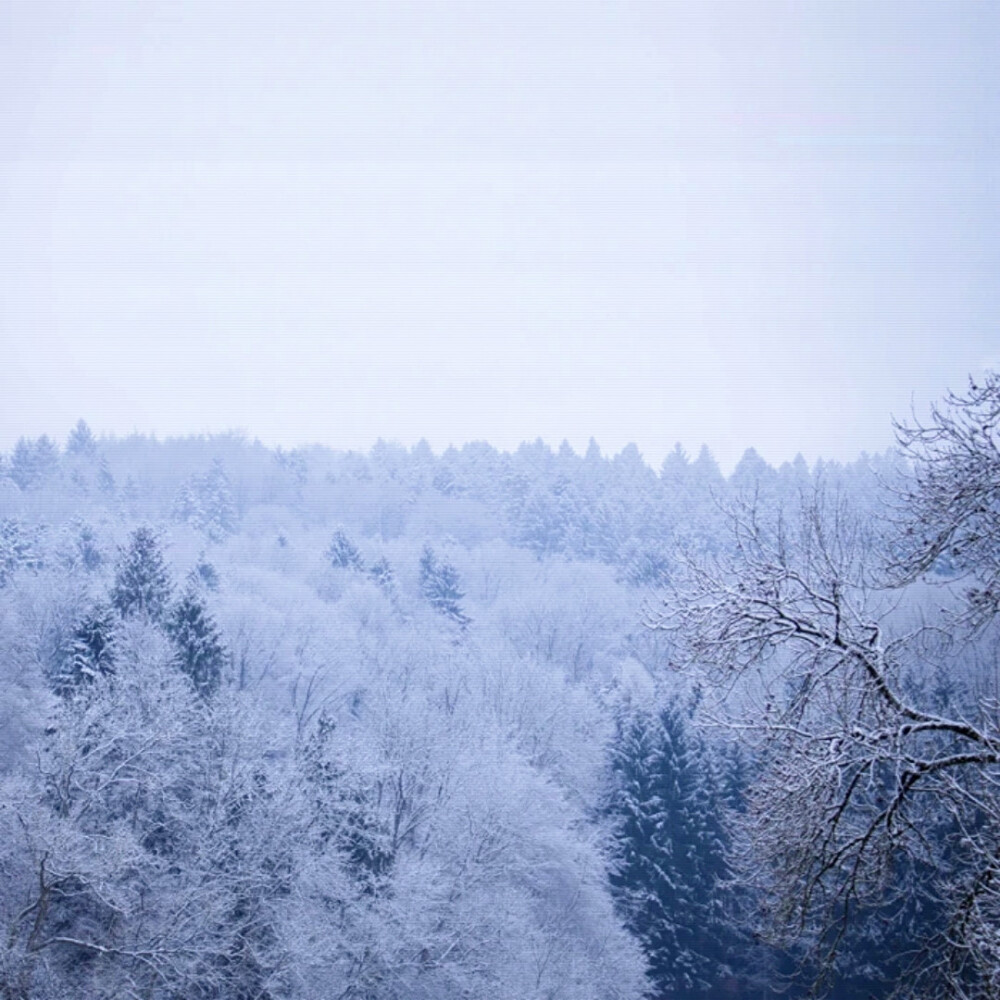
[419, 545, 470, 628]
[111, 526, 173, 623]
[607, 702, 732, 997]
[166, 585, 228, 696]
[326, 528, 364, 571]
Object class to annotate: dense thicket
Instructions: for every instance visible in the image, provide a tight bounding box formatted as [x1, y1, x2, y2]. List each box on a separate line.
[0, 419, 946, 1000]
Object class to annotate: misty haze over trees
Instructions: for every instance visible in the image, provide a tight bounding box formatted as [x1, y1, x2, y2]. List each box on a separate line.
[2, 375, 1000, 999]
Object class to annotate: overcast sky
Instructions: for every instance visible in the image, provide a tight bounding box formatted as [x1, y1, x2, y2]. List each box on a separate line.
[2, 0, 998, 470]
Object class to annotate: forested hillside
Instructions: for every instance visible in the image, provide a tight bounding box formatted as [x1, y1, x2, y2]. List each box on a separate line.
[1, 406, 992, 1000]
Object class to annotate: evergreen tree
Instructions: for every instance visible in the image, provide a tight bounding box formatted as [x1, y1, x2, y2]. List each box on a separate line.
[621, 545, 672, 588]
[274, 446, 309, 485]
[9, 436, 59, 490]
[74, 521, 104, 572]
[56, 519, 103, 572]
[166, 585, 228, 696]
[174, 460, 237, 541]
[659, 442, 690, 484]
[516, 487, 570, 557]
[419, 545, 471, 628]
[432, 465, 465, 496]
[119, 475, 140, 516]
[326, 527, 364, 571]
[0, 518, 42, 586]
[53, 604, 117, 696]
[97, 456, 116, 496]
[367, 555, 395, 595]
[199, 458, 237, 540]
[729, 446, 775, 494]
[584, 437, 603, 464]
[111, 526, 173, 623]
[607, 702, 732, 997]
[586, 501, 624, 563]
[188, 553, 220, 592]
[172, 480, 199, 525]
[66, 419, 98, 456]
[300, 714, 394, 891]
[33, 435, 60, 478]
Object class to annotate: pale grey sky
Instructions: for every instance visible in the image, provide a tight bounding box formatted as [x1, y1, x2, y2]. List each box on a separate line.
[2, 0, 998, 470]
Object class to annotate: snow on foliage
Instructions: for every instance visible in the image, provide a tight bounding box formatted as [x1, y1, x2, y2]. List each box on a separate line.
[0, 400, 972, 999]
[111, 525, 173, 623]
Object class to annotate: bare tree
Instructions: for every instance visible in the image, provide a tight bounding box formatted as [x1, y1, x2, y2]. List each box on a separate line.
[891, 372, 1000, 627]
[653, 374, 1000, 998]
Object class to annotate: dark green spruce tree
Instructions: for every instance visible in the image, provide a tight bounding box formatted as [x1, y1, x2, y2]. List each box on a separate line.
[419, 545, 470, 628]
[607, 701, 734, 998]
[166, 584, 228, 696]
[299, 713, 394, 892]
[326, 528, 364, 571]
[52, 603, 117, 697]
[111, 526, 173, 623]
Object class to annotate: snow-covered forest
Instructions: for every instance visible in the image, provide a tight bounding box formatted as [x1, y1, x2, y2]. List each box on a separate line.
[2, 375, 999, 1000]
